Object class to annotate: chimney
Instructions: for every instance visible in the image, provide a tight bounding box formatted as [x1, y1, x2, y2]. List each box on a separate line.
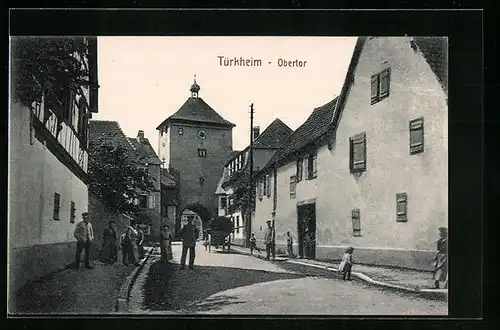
[253, 126, 260, 141]
[137, 130, 145, 143]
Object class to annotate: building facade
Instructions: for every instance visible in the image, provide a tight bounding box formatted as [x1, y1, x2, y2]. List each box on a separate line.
[156, 79, 235, 234]
[253, 37, 448, 270]
[9, 37, 99, 297]
[216, 120, 293, 245]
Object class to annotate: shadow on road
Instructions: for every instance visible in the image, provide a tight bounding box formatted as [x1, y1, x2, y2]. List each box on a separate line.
[142, 259, 307, 313]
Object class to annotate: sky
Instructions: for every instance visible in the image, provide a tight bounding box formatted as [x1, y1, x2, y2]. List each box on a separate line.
[93, 36, 357, 154]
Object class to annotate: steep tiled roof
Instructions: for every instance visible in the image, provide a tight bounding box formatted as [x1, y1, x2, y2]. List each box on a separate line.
[156, 97, 235, 129]
[126, 137, 161, 165]
[89, 120, 133, 150]
[161, 168, 177, 187]
[252, 118, 293, 149]
[412, 37, 448, 92]
[263, 97, 338, 170]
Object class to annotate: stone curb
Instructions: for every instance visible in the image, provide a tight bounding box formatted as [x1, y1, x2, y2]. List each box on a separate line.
[115, 247, 155, 313]
[232, 246, 447, 301]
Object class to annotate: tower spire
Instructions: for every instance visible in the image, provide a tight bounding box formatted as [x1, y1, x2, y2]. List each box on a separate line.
[190, 74, 200, 97]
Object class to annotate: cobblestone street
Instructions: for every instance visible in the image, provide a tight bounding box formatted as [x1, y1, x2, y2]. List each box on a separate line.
[127, 243, 448, 315]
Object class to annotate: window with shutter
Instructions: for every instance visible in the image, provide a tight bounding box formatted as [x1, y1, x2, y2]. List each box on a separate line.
[379, 68, 391, 98]
[409, 117, 424, 154]
[371, 75, 379, 104]
[352, 209, 361, 236]
[312, 154, 317, 178]
[290, 175, 297, 199]
[306, 153, 317, 179]
[396, 193, 408, 222]
[296, 158, 303, 182]
[371, 67, 391, 105]
[349, 133, 367, 173]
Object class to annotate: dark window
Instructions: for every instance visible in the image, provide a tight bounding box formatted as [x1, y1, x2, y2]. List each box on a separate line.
[349, 133, 367, 173]
[296, 158, 303, 182]
[371, 67, 391, 104]
[138, 195, 148, 208]
[306, 153, 317, 179]
[290, 175, 297, 199]
[352, 208, 361, 236]
[397, 193, 408, 222]
[236, 216, 240, 233]
[198, 148, 207, 157]
[70, 201, 76, 223]
[409, 117, 424, 154]
[53, 193, 60, 220]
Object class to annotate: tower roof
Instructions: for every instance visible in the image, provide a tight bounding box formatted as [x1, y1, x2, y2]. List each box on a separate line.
[156, 95, 235, 129]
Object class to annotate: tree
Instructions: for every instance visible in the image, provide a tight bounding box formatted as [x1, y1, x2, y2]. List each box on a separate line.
[88, 143, 155, 215]
[11, 36, 97, 118]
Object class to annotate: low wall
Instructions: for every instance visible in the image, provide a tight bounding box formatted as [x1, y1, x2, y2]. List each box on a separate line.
[254, 240, 435, 271]
[9, 241, 77, 303]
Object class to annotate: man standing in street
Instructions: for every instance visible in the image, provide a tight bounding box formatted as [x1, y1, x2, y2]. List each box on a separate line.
[74, 212, 94, 269]
[264, 220, 274, 260]
[179, 217, 199, 270]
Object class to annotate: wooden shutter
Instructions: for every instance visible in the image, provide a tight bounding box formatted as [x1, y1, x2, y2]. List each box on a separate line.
[290, 175, 297, 198]
[371, 75, 379, 104]
[352, 209, 361, 236]
[379, 67, 391, 98]
[312, 154, 317, 178]
[409, 117, 424, 154]
[296, 158, 303, 182]
[351, 133, 366, 172]
[396, 193, 408, 222]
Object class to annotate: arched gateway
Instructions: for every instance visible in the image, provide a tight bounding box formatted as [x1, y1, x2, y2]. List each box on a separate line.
[179, 203, 212, 240]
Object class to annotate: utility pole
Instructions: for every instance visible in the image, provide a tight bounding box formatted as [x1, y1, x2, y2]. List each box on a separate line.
[247, 103, 254, 248]
[271, 145, 280, 260]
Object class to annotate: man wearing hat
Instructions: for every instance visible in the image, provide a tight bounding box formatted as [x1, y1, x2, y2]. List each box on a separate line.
[263, 220, 274, 260]
[74, 212, 94, 269]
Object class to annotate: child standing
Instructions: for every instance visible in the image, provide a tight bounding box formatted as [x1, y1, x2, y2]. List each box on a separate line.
[338, 247, 354, 281]
[249, 233, 260, 255]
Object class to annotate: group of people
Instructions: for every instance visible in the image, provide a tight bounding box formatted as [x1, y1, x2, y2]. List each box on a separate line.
[73, 212, 146, 269]
[74, 211, 448, 290]
[99, 220, 145, 266]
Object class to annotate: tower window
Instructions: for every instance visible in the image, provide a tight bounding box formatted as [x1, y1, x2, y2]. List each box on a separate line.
[198, 148, 207, 157]
[178, 127, 184, 135]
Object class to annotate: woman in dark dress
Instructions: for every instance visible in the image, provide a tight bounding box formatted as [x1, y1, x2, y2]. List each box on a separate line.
[433, 227, 448, 289]
[99, 221, 118, 264]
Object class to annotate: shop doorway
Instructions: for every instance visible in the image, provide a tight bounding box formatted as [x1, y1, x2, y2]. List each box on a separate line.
[297, 202, 316, 259]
